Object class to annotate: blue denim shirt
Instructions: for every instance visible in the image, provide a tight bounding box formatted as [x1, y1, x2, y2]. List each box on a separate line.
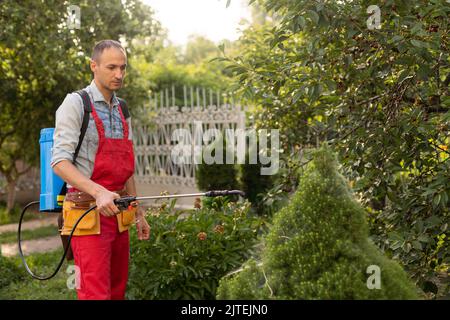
[51, 80, 132, 186]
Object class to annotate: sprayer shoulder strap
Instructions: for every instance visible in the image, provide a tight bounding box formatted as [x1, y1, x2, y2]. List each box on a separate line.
[58, 90, 91, 197]
[73, 89, 92, 162]
[117, 97, 130, 120]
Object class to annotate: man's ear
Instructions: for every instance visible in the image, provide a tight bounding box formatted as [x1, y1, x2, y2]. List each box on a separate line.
[90, 59, 97, 73]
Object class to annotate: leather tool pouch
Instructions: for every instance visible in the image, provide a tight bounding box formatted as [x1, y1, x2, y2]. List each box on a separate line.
[63, 192, 98, 231]
[60, 190, 136, 243]
[59, 192, 99, 261]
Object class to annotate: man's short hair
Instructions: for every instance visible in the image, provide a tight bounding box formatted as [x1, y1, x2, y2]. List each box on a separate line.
[91, 40, 126, 62]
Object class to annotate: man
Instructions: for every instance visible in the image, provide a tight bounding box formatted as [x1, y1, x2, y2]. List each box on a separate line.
[51, 39, 151, 300]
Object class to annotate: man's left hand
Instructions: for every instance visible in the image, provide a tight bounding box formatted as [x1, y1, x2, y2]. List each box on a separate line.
[136, 207, 150, 240]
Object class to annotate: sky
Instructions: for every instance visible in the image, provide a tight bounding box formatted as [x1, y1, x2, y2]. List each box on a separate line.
[143, 0, 252, 47]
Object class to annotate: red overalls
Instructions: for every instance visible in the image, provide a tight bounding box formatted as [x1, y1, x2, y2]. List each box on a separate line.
[69, 100, 135, 300]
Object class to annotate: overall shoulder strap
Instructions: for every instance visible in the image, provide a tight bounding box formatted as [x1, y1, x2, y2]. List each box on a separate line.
[117, 97, 130, 119]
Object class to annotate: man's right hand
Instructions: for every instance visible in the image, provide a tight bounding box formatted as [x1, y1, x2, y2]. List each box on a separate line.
[53, 161, 122, 217]
[94, 189, 121, 217]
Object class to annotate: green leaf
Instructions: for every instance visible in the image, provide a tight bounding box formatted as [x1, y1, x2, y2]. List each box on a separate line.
[306, 10, 319, 25]
[439, 191, 448, 206]
[412, 241, 422, 250]
[421, 188, 436, 197]
[417, 64, 432, 80]
[410, 39, 427, 48]
[425, 215, 441, 228]
[292, 90, 303, 104]
[390, 240, 403, 250]
[410, 23, 425, 35]
[308, 83, 321, 102]
[324, 80, 336, 91]
[402, 242, 412, 253]
[417, 234, 430, 243]
[391, 35, 403, 42]
[432, 193, 441, 208]
[297, 16, 306, 29]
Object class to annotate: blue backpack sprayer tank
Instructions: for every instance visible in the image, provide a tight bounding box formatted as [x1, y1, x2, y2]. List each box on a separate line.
[39, 128, 65, 212]
[17, 95, 245, 280]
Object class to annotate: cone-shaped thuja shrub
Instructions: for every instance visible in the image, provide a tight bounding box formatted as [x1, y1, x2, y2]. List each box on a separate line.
[217, 146, 419, 299]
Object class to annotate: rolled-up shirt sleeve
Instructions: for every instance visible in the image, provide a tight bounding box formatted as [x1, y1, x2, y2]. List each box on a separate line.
[50, 93, 83, 167]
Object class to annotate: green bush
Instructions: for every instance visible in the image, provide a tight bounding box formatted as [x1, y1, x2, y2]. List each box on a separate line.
[0, 255, 24, 290]
[195, 134, 239, 192]
[251, 149, 308, 217]
[0, 202, 22, 225]
[239, 135, 274, 207]
[240, 149, 273, 209]
[195, 160, 239, 191]
[127, 199, 264, 300]
[217, 146, 420, 299]
[201, 195, 234, 211]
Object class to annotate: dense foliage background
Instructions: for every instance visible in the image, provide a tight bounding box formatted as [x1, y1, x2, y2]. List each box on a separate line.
[220, 0, 449, 295]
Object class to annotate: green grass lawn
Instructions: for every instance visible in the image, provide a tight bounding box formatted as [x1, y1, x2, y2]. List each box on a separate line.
[0, 225, 59, 245]
[0, 249, 77, 300]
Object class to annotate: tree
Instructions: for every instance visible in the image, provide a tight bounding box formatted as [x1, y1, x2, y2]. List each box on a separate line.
[133, 35, 235, 109]
[0, 0, 163, 211]
[184, 35, 221, 65]
[217, 146, 419, 299]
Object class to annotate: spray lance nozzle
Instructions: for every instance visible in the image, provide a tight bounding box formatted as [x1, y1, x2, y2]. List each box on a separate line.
[113, 190, 246, 211]
[204, 190, 245, 198]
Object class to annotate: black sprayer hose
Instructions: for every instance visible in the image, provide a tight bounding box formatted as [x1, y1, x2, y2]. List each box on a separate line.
[18, 201, 97, 280]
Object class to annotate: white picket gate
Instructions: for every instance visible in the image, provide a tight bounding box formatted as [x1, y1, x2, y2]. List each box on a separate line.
[133, 86, 247, 208]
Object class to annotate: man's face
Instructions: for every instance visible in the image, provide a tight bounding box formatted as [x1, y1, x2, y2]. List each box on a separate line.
[90, 47, 127, 92]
